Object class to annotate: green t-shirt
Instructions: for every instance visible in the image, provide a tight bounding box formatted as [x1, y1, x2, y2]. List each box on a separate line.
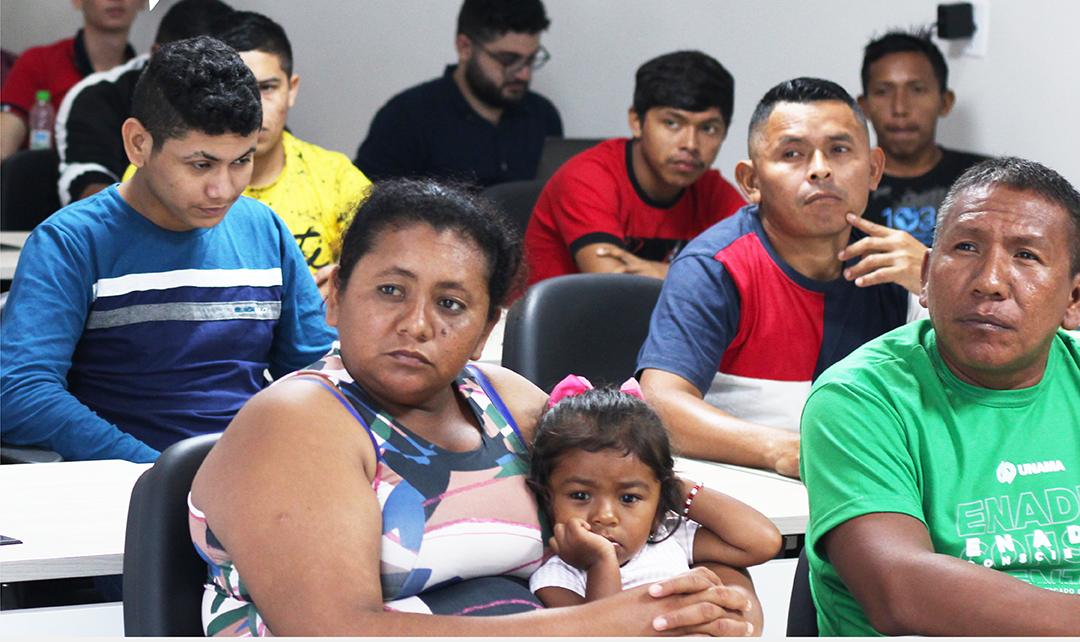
[801, 320, 1080, 636]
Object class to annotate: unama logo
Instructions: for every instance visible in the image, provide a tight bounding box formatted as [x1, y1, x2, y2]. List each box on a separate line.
[997, 459, 1066, 484]
[149, 0, 161, 9]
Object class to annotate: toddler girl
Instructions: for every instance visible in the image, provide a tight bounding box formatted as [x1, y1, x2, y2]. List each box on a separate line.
[527, 375, 782, 607]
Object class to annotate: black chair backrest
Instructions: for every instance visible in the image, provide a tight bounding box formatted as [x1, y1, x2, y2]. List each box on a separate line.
[534, 137, 605, 184]
[123, 432, 221, 637]
[786, 546, 819, 636]
[481, 179, 545, 240]
[502, 273, 664, 392]
[1, 148, 61, 231]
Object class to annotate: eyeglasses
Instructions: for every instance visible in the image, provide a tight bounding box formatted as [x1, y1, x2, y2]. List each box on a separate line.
[476, 43, 551, 78]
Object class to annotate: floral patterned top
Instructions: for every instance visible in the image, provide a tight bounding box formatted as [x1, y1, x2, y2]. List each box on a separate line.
[189, 346, 545, 636]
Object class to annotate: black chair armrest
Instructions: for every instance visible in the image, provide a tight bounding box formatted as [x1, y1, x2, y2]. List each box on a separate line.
[0, 442, 64, 464]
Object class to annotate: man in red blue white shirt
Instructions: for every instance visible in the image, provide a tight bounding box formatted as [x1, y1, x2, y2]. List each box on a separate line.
[638, 77, 927, 479]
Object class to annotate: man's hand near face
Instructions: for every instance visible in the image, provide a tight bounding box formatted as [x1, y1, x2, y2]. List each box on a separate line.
[839, 213, 926, 294]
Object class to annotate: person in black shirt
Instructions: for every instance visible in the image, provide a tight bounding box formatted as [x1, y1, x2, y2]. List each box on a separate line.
[354, 0, 562, 187]
[857, 29, 990, 247]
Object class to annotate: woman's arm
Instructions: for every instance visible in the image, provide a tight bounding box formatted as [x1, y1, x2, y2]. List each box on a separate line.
[471, 362, 549, 445]
[682, 478, 783, 568]
[193, 377, 757, 636]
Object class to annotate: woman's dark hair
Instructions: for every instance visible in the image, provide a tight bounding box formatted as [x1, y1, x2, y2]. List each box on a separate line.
[527, 386, 683, 539]
[336, 178, 524, 321]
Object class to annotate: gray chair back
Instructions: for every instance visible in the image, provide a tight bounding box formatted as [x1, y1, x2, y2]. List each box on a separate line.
[502, 273, 663, 392]
[123, 433, 221, 636]
[1, 148, 61, 231]
[786, 547, 819, 636]
[534, 137, 605, 184]
[481, 179, 545, 240]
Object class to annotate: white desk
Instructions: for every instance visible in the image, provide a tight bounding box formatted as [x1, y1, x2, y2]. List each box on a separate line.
[675, 457, 808, 536]
[0, 459, 151, 582]
[1, 230, 30, 282]
[0, 456, 804, 636]
[672, 459, 807, 636]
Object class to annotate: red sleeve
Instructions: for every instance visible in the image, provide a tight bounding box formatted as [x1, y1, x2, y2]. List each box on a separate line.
[542, 141, 627, 252]
[0, 49, 43, 117]
[1, 38, 81, 118]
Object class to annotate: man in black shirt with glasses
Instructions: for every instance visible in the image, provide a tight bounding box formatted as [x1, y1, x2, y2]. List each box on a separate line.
[355, 0, 562, 187]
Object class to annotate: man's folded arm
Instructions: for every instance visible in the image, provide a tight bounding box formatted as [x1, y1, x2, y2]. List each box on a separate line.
[825, 511, 1080, 636]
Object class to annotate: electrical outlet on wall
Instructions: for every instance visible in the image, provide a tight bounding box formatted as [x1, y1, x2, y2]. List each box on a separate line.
[935, 0, 990, 58]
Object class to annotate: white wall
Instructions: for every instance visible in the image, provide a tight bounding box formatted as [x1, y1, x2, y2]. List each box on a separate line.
[3, 0, 1078, 185]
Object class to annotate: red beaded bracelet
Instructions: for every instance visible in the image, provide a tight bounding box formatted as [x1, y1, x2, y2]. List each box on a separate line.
[682, 481, 704, 518]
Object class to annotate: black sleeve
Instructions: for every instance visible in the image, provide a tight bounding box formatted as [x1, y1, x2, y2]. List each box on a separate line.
[353, 96, 427, 181]
[56, 62, 141, 204]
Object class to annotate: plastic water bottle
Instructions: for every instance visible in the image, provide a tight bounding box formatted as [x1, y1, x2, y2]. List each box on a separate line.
[29, 90, 55, 150]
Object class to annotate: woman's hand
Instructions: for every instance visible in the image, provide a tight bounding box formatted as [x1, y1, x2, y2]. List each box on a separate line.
[646, 566, 757, 636]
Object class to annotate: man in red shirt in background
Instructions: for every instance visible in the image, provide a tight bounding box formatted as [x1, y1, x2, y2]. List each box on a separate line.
[523, 50, 745, 286]
[0, 0, 142, 160]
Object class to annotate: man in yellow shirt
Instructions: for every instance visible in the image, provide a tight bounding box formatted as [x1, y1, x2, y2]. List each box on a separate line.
[127, 11, 370, 296]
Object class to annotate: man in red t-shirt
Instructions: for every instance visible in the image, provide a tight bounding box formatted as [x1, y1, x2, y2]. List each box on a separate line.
[523, 50, 745, 286]
[0, 0, 142, 160]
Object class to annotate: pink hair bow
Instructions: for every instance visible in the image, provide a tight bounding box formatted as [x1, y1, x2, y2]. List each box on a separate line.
[548, 374, 646, 407]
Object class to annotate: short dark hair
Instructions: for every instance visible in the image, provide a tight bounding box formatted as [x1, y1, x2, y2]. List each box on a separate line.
[132, 36, 261, 150]
[937, 157, 1080, 274]
[748, 77, 867, 154]
[336, 179, 523, 321]
[457, 0, 550, 44]
[527, 386, 684, 539]
[632, 50, 735, 130]
[211, 11, 294, 76]
[154, 0, 234, 46]
[862, 28, 948, 95]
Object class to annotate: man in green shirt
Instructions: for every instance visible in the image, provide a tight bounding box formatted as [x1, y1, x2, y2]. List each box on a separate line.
[802, 156, 1080, 636]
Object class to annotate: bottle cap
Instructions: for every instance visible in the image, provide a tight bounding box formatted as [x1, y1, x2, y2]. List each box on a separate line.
[36, 90, 51, 102]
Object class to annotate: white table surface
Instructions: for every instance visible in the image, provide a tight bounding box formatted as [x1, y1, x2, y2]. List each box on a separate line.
[0, 457, 803, 585]
[0, 456, 803, 636]
[1, 230, 30, 282]
[675, 457, 808, 536]
[0, 459, 151, 582]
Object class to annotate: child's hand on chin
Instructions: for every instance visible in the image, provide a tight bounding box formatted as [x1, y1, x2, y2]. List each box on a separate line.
[549, 518, 618, 571]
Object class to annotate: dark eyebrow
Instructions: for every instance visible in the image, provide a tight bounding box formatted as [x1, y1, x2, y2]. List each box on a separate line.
[183, 151, 220, 162]
[560, 476, 598, 488]
[558, 477, 652, 491]
[435, 280, 469, 293]
[827, 133, 856, 143]
[954, 225, 1052, 248]
[658, 109, 689, 121]
[378, 267, 418, 280]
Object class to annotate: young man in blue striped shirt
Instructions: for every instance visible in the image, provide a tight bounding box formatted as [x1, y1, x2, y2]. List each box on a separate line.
[0, 36, 335, 462]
